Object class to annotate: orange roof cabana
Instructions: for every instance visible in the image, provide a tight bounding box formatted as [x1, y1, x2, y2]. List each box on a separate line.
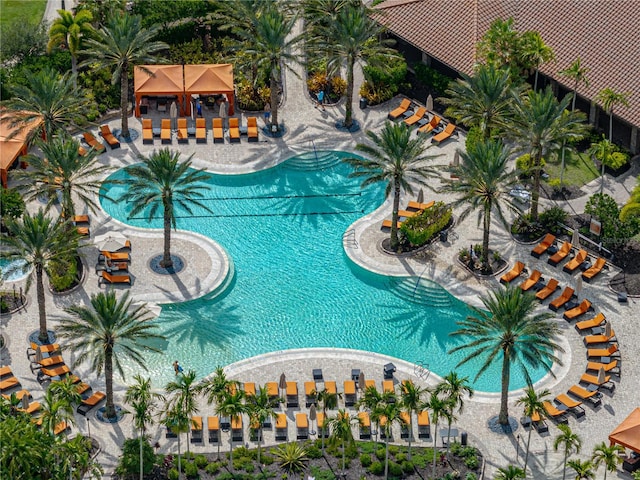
[134, 65, 185, 117]
[0, 113, 42, 188]
[184, 64, 235, 116]
[609, 407, 640, 454]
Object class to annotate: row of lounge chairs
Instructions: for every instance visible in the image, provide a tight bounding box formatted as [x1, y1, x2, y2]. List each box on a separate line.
[97, 244, 132, 285]
[142, 117, 259, 145]
[530, 233, 607, 281]
[387, 99, 457, 144]
[381, 200, 435, 230]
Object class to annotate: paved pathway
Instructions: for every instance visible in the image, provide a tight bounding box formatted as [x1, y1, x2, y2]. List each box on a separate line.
[3, 15, 640, 480]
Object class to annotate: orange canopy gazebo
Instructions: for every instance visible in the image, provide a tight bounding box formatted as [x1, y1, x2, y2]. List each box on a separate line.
[609, 407, 640, 454]
[0, 113, 42, 188]
[134, 65, 185, 117]
[184, 64, 235, 116]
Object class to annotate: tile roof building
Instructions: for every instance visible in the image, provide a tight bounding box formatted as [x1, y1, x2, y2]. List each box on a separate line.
[374, 0, 640, 153]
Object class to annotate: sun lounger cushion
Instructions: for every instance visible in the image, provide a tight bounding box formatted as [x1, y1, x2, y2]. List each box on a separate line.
[177, 118, 188, 143]
[324, 381, 337, 394]
[100, 125, 120, 149]
[404, 107, 427, 127]
[548, 242, 572, 266]
[382, 219, 402, 229]
[100, 271, 131, 285]
[432, 123, 456, 144]
[212, 118, 224, 143]
[229, 118, 240, 143]
[83, 132, 106, 153]
[77, 391, 106, 415]
[536, 278, 559, 300]
[563, 249, 588, 273]
[549, 287, 575, 311]
[500, 261, 526, 284]
[247, 117, 259, 142]
[568, 385, 602, 406]
[531, 234, 555, 258]
[195, 118, 206, 143]
[161, 119, 171, 144]
[519, 270, 542, 292]
[388, 99, 411, 120]
[587, 344, 618, 358]
[563, 300, 591, 320]
[582, 257, 606, 281]
[418, 115, 441, 134]
[142, 119, 153, 144]
[266, 382, 278, 397]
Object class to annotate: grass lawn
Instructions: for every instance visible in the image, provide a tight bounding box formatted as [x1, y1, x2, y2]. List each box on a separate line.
[544, 150, 599, 187]
[0, 0, 47, 29]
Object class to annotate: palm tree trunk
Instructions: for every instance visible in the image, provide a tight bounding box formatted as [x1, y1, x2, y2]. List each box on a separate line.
[432, 419, 438, 479]
[120, 64, 130, 140]
[608, 111, 613, 143]
[257, 427, 262, 464]
[344, 55, 355, 128]
[177, 435, 182, 478]
[71, 55, 78, 88]
[499, 351, 511, 425]
[390, 180, 401, 251]
[530, 152, 543, 220]
[162, 201, 173, 268]
[446, 421, 452, 455]
[384, 433, 390, 480]
[482, 208, 491, 270]
[523, 425, 532, 475]
[407, 417, 413, 460]
[534, 70, 539, 91]
[270, 67, 279, 131]
[342, 438, 346, 473]
[562, 448, 568, 480]
[229, 433, 234, 472]
[321, 407, 326, 455]
[105, 349, 116, 419]
[36, 265, 49, 342]
[139, 429, 144, 480]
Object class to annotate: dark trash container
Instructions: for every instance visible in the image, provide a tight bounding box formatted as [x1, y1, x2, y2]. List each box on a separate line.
[461, 432, 468, 446]
[359, 97, 368, 109]
[440, 230, 448, 242]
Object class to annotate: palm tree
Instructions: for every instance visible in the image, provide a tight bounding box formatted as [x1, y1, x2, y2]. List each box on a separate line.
[165, 370, 200, 453]
[554, 424, 582, 480]
[425, 392, 448, 480]
[328, 409, 358, 475]
[494, 465, 526, 479]
[57, 290, 164, 419]
[118, 149, 211, 268]
[440, 139, 518, 270]
[476, 18, 520, 76]
[215, 390, 246, 471]
[399, 380, 429, 460]
[596, 87, 631, 144]
[558, 58, 590, 185]
[441, 64, 518, 139]
[273, 443, 309, 480]
[316, 386, 340, 454]
[48, 375, 83, 410]
[515, 386, 549, 475]
[567, 459, 595, 480]
[80, 12, 167, 139]
[345, 121, 440, 251]
[124, 375, 164, 480]
[591, 441, 625, 480]
[318, 2, 398, 128]
[1, 67, 90, 142]
[2, 209, 79, 342]
[161, 403, 190, 478]
[505, 86, 587, 219]
[434, 372, 474, 452]
[17, 136, 111, 218]
[47, 9, 94, 83]
[197, 366, 239, 407]
[37, 390, 75, 436]
[371, 400, 404, 480]
[588, 135, 617, 195]
[246, 385, 280, 465]
[450, 285, 562, 425]
[520, 30, 554, 91]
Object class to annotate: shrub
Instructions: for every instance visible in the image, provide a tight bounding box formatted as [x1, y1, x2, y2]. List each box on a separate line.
[388, 461, 403, 476]
[401, 460, 415, 473]
[547, 177, 561, 192]
[511, 213, 545, 239]
[48, 255, 78, 292]
[515, 153, 545, 180]
[359, 81, 397, 105]
[608, 151, 629, 170]
[262, 454, 275, 465]
[369, 461, 384, 475]
[360, 53, 407, 105]
[305, 443, 323, 459]
[360, 454, 372, 467]
[194, 455, 208, 469]
[116, 437, 155, 477]
[0, 188, 25, 225]
[464, 455, 479, 470]
[309, 466, 336, 480]
[465, 473, 478, 480]
[412, 63, 451, 95]
[388, 445, 399, 455]
[236, 78, 270, 111]
[465, 126, 482, 153]
[375, 448, 386, 460]
[538, 206, 567, 234]
[395, 452, 407, 463]
[184, 461, 199, 478]
[401, 201, 453, 246]
[205, 462, 220, 475]
[345, 443, 359, 459]
[168, 468, 180, 480]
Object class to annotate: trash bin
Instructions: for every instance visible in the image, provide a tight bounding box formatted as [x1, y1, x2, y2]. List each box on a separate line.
[359, 97, 368, 110]
[461, 432, 468, 446]
[440, 230, 448, 242]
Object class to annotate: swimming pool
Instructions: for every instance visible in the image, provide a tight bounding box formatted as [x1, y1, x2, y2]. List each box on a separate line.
[0, 258, 30, 282]
[101, 151, 547, 391]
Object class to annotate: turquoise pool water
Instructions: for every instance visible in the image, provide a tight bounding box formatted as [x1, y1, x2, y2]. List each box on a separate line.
[0, 258, 30, 282]
[100, 151, 547, 391]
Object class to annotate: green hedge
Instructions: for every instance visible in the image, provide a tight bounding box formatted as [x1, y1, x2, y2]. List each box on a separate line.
[401, 202, 452, 246]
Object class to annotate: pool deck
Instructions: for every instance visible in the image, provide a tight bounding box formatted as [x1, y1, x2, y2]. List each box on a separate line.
[3, 32, 640, 479]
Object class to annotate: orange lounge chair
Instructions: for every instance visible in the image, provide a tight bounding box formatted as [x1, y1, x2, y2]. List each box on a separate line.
[100, 271, 131, 285]
[244, 382, 256, 397]
[82, 132, 106, 153]
[30, 343, 60, 355]
[382, 219, 402, 229]
[99, 125, 120, 149]
[563, 299, 592, 320]
[247, 117, 259, 142]
[587, 343, 619, 359]
[275, 413, 287, 441]
[536, 278, 560, 300]
[304, 381, 316, 406]
[160, 119, 171, 144]
[418, 115, 441, 135]
[194, 117, 206, 143]
[317, 412, 328, 438]
[554, 394, 585, 418]
[78, 146, 89, 156]
[548, 241, 572, 266]
[77, 226, 90, 237]
[35, 419, 69, 436]
[563, 249, 588, 273]
[388, 99, 411, 120]
[41, 365, 71, 377]
[575, 313, 606, 331]
[229, 118, 240, 143]
[582, 257, 606, 282]
[142, 118, 153, 144]
[404, 107, 427, 127]
[382, 379, 394, 393]
[37, 355, 65, 368]
[587, 360, 620, 375]
[358, 411, 371, 439]
[101, 251, 130, 262]
[212, 118, 224, 143]
[324, 381, 337, 395]
[432, 123, 456, 144]
[266, 381, 279, 398]
[73, 215, 89, 225]
[0, 376, 20, 392]
[500, 261, 526, 284]
[542, 401, 568, 423]
[344, 380, 357, 406]
[519, 269, 542, 292]
[177, 118, 188, 143]
[286, 381, 298, 407]
[580, 372, 613, 387]
[407, 200, 434, 211]
[77, 391, 106, 415]
[296, 413, 309, 439]
[531, 233, 556, 258]
[568, 385, 602, 407]
[398, 209, 421, 218]
[549, 286, 575, 311]
[208, 416, 220, 443]
[365, 379, 376, 390]
[0, 366, 13, 378]
[18, 400, 42, 415]
[417, 410, 430, 438]
[584, 330, 616, 345]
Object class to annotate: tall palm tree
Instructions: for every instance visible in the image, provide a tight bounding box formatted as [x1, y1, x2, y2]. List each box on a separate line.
[558, 58, 590, 185]
[197, 366, 239, 407]
[450, 285, 562, 425]
[2, 209, 79, 342]
[588, 136, 617, 195]
[215, 390, 246, 471]
[441, 64, 517, 139]
[345, 121, 440, 251]
[161, 403, 190, 478]
[591, 441, 625, 480]
[494, 465, 526, 479]
[596, 87, 631, 144]
[505, 87, 587, 219]
[17, 136, 111, 218]
[318, 2, 398, 128]
[440, 139, 518, 270]
[118, 149, 211, 268]
[567, 459, 595, 480]
[48, 375, 83, 409]
[554, 424, 582, 480]
[47, 9, 94, 83]
[434, 372, 474, 453]
[57, 290, 164, 419]
[316, 386, 340, 454]
[476, 18, 520, 76]
[515, 386, 550, 475]
[371, 400, 403, 480]
[355, 385, 389, 445]
[80, 13, 167, 139]
[124, 375, 164, 480]
[1, 67, 90, 142]
[328, 409, 357, 474]
[399, 380, 429, 460]
[37, 390, 76, 436]
[246, 385, 280, 464]
[519, 31, 554, 91]
[165, 370, 200, 453]
[424, 393, 448, 480]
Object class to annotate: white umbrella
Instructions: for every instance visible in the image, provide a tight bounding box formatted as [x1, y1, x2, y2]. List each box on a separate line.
[575, 275, 583, 298]
[572, 229, 580, 249]
[170, 101, 178, 130]
[597, 367, 606, 385]
[604, 321, 612, 337]
[426, 94, 434, 111]
[94, 232, 129, 252]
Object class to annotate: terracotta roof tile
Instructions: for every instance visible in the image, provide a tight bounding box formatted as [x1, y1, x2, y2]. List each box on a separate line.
[375, 0, 640, 128]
